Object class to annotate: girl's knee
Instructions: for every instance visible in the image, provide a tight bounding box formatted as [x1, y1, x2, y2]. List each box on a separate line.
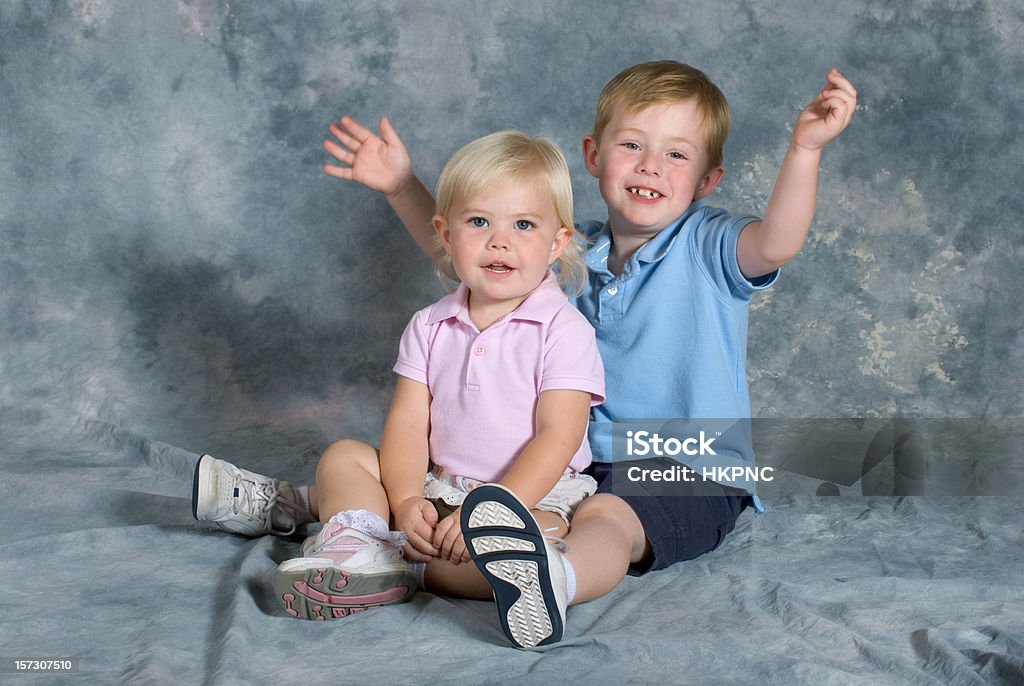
[317, 439, 380, 477]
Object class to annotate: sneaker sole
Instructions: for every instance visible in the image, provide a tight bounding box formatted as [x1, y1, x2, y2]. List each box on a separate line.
[273, 563, 416, 621]
[460, 485, 563, 649]
[191, 455, 209, 521]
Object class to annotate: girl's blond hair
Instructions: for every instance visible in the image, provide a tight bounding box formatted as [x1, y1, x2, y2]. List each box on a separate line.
[434, 130, 587, 296]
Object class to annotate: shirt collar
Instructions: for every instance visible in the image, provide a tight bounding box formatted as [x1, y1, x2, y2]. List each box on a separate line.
[584, 199, 707, 273]
[426, 272, 566, 327]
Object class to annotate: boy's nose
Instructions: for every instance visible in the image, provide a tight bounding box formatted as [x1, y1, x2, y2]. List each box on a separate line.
[637, 153, 661, 176]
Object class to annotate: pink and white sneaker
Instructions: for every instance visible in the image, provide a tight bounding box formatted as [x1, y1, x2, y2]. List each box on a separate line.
[273, 524, 416, 620]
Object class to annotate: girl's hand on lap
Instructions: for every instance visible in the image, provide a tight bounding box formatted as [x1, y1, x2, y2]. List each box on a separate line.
[433, 510, 470, 565]
[394, 496, 439, 562]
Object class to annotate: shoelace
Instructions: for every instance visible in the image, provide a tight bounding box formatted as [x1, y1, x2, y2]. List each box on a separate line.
[542, 527, 570, 554]
[231, 476, 301, 536]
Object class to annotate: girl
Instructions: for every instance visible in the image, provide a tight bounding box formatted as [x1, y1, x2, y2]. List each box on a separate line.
[194, 131, 603, 646]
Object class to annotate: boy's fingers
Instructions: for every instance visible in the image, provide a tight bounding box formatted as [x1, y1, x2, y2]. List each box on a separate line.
[823, 92, 855, 121]
[330, 125, 363, 152]
[328, 122, 357, 148]
[339, 114, 370, 138]
[827, 69, 857, 98]
[379, 116, 400, 145]
[323, 164, 353, 180]
[322, 140, 353, 164]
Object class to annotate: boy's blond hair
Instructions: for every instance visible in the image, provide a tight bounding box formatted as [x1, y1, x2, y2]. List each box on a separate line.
[591, 60, 731, 172]
[434, 130, 587, 296]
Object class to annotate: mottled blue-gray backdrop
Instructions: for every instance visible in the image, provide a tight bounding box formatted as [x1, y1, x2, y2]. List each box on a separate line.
[2, 0, 1021, 476]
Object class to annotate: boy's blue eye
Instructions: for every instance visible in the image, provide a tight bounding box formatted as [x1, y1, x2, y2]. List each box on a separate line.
[469, 217, 488, 228]
[514, 220, 534, 231]
[668, 151, 687, 160]
[623, 142, 641, 151]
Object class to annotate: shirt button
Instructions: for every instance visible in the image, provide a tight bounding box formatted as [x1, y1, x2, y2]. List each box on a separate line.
[473, 345, 486, 356]
[606, 286, 618, 296]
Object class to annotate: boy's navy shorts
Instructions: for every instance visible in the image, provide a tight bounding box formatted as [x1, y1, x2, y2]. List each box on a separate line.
[586, 458, 751, 575]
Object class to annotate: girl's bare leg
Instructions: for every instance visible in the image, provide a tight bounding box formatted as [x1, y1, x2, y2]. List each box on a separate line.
[309, 439, 387, 523]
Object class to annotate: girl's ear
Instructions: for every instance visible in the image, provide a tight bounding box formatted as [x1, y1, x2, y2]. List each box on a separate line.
[433, 215, 452, 253]
[548, 227, 572, 265]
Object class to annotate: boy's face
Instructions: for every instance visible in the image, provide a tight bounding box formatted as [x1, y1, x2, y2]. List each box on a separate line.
[434, 180, 570, 321]
[583, 99, 724, 241]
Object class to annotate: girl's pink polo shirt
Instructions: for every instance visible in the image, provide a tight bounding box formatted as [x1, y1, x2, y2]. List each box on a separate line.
[393, 273, 605, 482]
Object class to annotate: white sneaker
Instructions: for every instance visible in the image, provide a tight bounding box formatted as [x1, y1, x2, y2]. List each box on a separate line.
[273, 524, 416, 620]
[191, 454, 309, 536]
[460, 484, 568, 649]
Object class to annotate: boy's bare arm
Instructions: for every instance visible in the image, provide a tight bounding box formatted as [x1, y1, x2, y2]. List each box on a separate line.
[737, 69, 857, 278]
[323, 115, 442, 262]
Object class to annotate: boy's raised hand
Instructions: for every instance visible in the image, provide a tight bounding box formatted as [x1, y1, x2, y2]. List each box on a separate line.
[323, 115, 412, 197]
[792, 68, 857, 151]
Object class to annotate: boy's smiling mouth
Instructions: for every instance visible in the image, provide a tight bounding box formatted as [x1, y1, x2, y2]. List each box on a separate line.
[628, 187, 663, 200]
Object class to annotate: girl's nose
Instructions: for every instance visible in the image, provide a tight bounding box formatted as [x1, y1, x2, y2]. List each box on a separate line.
[488, 226, 512, 250]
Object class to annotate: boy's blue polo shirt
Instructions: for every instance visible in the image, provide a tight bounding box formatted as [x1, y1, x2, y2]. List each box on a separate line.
[573, 199, 776, 502]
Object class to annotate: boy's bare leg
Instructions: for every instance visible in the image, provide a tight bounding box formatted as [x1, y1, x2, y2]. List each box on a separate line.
[562, 493, 649, 603]
[533, 509, 569, 538]
[309, 439, 388, 523]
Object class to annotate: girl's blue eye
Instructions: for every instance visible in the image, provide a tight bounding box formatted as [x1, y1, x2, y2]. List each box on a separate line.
[470, 217, 488, 228]
[515, 220, 534, 231]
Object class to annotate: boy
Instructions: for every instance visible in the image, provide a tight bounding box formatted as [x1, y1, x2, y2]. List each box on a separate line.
[194, 61, 856, 646]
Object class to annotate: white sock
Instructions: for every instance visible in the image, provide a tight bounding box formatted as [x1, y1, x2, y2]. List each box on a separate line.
[561, 554, 577, 605]
[294, 486, 314, 522]
[410, 562, 427, 588]
[327, 510, 407, 549]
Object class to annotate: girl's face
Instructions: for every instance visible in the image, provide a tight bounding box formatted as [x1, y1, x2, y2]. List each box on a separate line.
[434, 179, 570, 328]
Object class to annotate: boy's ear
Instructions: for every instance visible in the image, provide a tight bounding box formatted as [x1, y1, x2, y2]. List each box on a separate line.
[694, 165, 725, 200]
[582, 135, 600, 178]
